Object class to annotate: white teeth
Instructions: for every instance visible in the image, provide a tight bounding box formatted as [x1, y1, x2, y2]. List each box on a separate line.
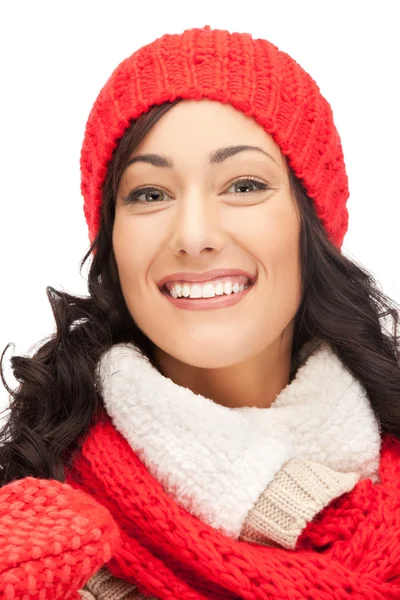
[168, 280, 248, 299]
[224, 281, 232, 296]
[215, 283, 224, 296]
[189, 284, 202, 299]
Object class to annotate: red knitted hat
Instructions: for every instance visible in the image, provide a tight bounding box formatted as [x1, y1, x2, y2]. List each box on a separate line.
[80, 25, 349, 249]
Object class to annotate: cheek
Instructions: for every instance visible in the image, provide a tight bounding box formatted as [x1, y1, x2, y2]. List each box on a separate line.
[251, 202, 301, 305]
[244, 200, 300, 268]
[112, 214, 170, 340]
[112, 215, 154, 295]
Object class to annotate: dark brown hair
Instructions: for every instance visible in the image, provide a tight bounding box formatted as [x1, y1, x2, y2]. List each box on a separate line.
[1, 99, 399, 487]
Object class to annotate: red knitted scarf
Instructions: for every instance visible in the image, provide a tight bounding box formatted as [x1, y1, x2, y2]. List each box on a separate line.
[65, 413, 400, 599]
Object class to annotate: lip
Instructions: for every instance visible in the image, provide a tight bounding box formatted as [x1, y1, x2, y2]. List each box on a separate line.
[160, 279, 256, 311]
[157, 268, 257, 289]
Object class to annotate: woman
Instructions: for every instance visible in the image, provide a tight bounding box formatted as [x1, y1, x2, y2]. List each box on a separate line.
[1, 25, 400, 599]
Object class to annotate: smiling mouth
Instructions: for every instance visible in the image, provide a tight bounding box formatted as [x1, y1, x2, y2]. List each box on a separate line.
[159, 279, 256, 305]
[161, 281, 253, 300]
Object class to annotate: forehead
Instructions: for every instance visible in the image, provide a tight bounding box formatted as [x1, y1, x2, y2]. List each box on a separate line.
[131, 99, 283, 164]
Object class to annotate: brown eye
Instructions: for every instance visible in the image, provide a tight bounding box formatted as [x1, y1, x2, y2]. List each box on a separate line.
[226, 177, 271, 194]
[121, 187, 171, 205]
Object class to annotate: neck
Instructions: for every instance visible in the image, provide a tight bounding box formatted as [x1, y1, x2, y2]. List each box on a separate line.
[153, 331, 294, 409]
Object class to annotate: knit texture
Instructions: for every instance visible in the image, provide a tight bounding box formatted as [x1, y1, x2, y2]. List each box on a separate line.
[239, 458, 359, 549]
[0, 474, 121, 599]
[80, 565, 152, 599]
[68, 416, 398, 599]
[80, 25, 349, 250]
[79, 457, 360, 599]
[1, 418, 400, 598]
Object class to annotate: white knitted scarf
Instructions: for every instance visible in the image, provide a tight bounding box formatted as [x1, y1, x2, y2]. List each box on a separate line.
[96, 340, 382, 539]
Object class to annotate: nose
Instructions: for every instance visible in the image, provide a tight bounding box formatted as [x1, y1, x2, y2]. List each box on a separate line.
[168, 191, 227, 258]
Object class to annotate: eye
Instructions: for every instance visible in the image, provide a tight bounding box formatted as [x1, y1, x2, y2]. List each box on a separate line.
[121, 186, 172, 205]
[225, 177, 272, 195]
[120, 176, 272, 206]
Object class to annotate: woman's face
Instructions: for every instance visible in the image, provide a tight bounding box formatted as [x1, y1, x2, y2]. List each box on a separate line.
[113, 99, 301, 369]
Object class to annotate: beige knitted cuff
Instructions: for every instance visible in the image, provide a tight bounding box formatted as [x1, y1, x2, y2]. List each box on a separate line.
[239, 458, 359, 550]
[78, 591, 96, 600]
[80, 565, 155, 599]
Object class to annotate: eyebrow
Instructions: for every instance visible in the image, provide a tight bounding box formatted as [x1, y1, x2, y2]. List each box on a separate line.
[125, 145, 279, 169]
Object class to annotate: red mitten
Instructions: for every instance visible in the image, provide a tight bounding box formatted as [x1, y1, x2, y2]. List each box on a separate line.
[0, 476, 121, 599]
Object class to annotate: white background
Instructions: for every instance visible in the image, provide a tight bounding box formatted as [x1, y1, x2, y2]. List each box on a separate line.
[1, 0, 399, 409]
